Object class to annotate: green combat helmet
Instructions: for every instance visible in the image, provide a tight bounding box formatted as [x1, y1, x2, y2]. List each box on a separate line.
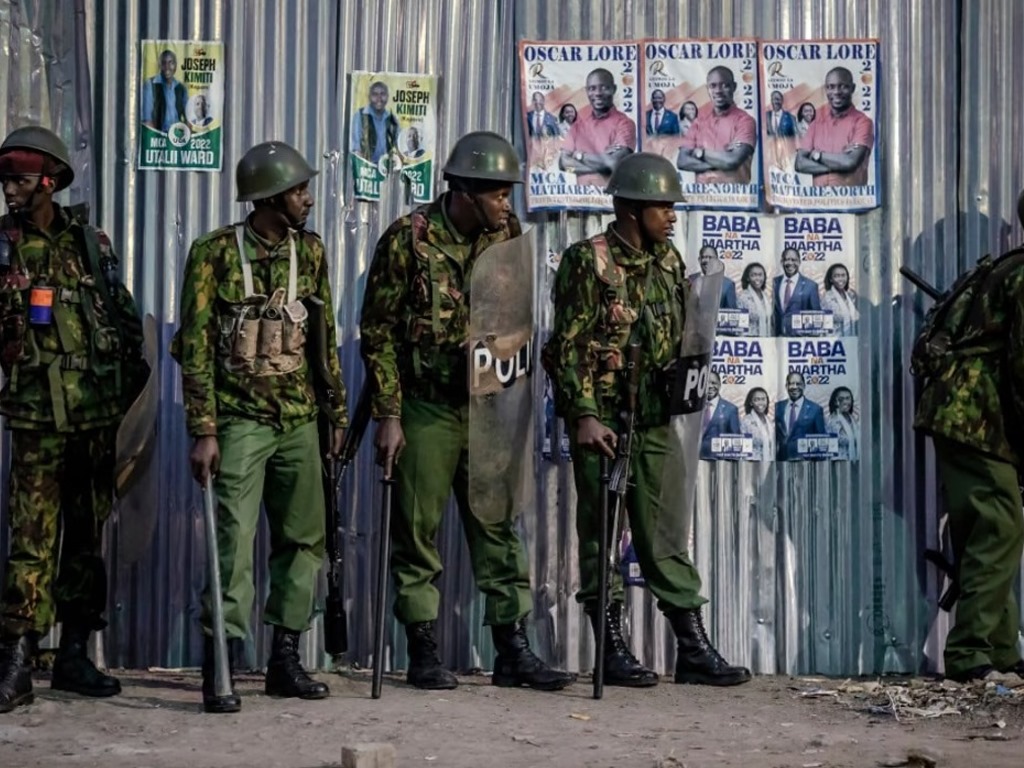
[236, 141, 319, 202]
[0, 125, 75, 191]
[442, 131, 522, 184]
[605, 152, 684, 203]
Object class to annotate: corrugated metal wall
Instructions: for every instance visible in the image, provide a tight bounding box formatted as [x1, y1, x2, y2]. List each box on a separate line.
[2, 0, 1021, 676]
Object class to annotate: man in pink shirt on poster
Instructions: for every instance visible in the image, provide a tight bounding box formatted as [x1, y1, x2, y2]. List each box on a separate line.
[559, 68, 636, 187]
[676, 66, 756, 184]
[795, 67, 874, 187]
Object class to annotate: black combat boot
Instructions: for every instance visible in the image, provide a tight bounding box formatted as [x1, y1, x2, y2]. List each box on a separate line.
[264, 627, 329, 699]
[667, 608, 751, 686]
[50, 624, 121, 697]
[491, 621, 576, 691]
[405, 621, 458, 690]
[201, 636, 242, 713]
[587, 602, 659, 687]
[0, 634, 34, 713]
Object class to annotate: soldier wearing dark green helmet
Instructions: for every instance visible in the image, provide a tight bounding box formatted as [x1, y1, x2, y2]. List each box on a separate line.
[543, 151, 752, 690]
[0, 125, 146, 713]
[360, 131, 574, 693]
[171, 140, 348, 712]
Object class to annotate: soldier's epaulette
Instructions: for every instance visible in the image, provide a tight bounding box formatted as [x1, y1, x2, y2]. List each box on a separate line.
[410, 210, 429, 242]
[300, 229, 324, 248]
[589, 234, 625, 288]
[0, 214, 19, 243]
[192, 223, 242, 249]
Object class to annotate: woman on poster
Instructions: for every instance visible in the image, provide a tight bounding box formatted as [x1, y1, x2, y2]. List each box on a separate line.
[822, 263, 859, 336]
[741, 387, 775, 462]
[826, 386, 859, 461]
[737, 262, 773, 336]
[796, 102, 816, 139]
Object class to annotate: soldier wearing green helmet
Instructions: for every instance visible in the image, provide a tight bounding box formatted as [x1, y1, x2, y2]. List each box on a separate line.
[360, 130, 574, 693]
[171, 140, 347, 712]
[543, 152, 752, 689]
[0, 125, 146, 713]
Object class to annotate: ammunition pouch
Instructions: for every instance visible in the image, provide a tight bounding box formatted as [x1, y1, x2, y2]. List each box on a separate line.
[219, 293, 308, 376]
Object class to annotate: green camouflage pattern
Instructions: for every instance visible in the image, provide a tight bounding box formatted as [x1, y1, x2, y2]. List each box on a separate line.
[542, 225, 687, 429]
[1, 428, 115, 637]
[914, 253, 1024, 464]
[359, 193, 522, 418]
[171, 220, 348, 436]
[0, 205, 145, 432]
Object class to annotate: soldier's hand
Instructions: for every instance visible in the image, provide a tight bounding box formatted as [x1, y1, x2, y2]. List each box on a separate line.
[375, 418, 405, 477]
[576, 416, 617, 459]
[328, 426, 345, 460]
[190, 436, 221, 487]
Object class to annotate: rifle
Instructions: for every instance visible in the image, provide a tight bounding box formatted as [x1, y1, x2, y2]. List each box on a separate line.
[305, 296, 372, 657]
[593, 340, 642, 700]
[900, 267, 963, 611]
[899, 266, 943, 301]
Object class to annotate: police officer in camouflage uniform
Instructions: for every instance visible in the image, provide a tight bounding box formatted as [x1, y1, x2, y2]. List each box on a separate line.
[912, 191, 1024, 683]
[172, 141, 348, 712]
[0, 126, 146, 712]
[360, 131, 574, 692]
[543, 153, 751, 688]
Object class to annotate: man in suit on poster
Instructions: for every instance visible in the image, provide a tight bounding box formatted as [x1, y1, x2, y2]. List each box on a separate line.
[773, 248, 820, 335]
[700, 372, 741, 460]
[775, 372, 826, 461]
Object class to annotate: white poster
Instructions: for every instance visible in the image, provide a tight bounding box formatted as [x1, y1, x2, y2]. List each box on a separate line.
[642, 39, 761, 210]
[760, 39, 880, 211]
[519, 40, 641, 211]
[687, 212, 777, 337]
[706, 337, 777, 462]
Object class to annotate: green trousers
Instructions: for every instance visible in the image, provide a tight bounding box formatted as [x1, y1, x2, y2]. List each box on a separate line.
[204, 418, 325, 639]
[935, 437, 1024, 675]
[391, 397, 532, 626]
[1, 428, 114, 637]
[570, 422, 706, 613]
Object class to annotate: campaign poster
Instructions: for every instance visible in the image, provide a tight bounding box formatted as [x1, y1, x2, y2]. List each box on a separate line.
[705, 337, 777, 462]
[642, 39, 761, 210]
[519, 40, 641, 212]
[348, 71, 439, 204]
[139, 40, 225, 172]
[777, 337, 860, 462]
[774, 213, 858, 337]
[687, 211, 776, 337]
[759, 40, 880, 211]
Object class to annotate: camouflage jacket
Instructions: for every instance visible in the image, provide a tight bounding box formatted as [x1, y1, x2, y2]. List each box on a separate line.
[914, 252, 1024, 464]
[359, 193, 522, 418]
[171, 219, 348, 437]
[542, 225, 687, 429]
[0, 205, 144, 432]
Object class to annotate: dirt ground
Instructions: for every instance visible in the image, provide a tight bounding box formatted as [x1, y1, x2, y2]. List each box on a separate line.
[0, 668, 1020, 768]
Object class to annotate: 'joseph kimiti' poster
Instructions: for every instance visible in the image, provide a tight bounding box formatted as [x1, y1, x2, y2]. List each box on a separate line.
[139, 40, 224, 172]
[348, 71, 439, 204]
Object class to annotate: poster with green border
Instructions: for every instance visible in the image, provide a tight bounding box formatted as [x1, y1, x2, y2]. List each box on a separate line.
[139, 40, 224, 172]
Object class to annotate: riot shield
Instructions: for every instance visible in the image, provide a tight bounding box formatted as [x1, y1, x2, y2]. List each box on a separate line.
[115, 313, 161, 563]
[655, 257, 723, 559]
[467, 232, 535, 525]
